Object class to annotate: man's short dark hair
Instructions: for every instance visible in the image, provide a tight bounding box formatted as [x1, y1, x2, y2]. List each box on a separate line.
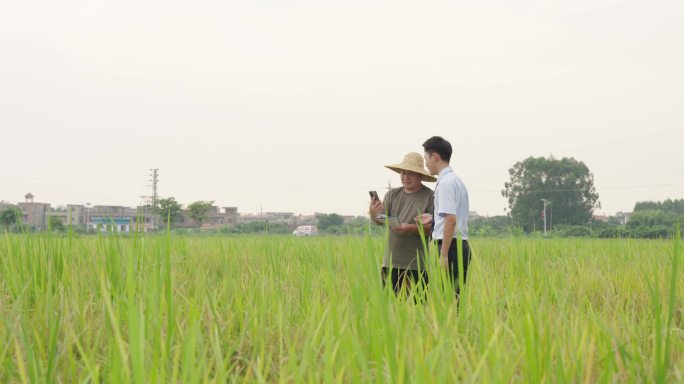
[422, 136, 452, 163]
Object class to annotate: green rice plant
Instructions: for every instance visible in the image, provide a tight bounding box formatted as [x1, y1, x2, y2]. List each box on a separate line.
[0, 230, 683, 382]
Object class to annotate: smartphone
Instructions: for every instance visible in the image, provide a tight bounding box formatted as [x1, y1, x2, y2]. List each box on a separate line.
[369, 190, 380, 203]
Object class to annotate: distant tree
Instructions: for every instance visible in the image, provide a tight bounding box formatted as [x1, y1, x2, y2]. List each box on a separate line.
[344, 216, 379, 235]
[502, 156, 600, 232]
[325, 225, 345, 235]
[187, 200, 215, 228]
[218, 221, 291, 235]
[627, 210, 679, 228]
[608, 212, 629, 226]
[156, 197, 183, 227]
[0, 207, 23, 232]
[634, 198, 684, 215]
[317, 213, 344, 231]
[48, 215, 66, 232]
[469, 215, 513, 237]
[633, 201, 661, 212]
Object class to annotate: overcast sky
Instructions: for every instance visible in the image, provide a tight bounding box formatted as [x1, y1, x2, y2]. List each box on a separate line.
[1, 0, 683, 217]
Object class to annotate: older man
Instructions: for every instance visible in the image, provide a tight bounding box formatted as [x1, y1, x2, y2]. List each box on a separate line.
[369, 152, 435, 295]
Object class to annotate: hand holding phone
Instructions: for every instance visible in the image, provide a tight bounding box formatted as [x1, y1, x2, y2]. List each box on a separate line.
[368, 191, 384, 220]
[369, 190, 380, 203]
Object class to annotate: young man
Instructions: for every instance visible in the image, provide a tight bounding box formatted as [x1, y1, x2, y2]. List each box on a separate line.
[369, 152, 435, 295]
[420, 136, 472, 297]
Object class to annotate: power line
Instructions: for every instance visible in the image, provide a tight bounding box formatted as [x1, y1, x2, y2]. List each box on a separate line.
[473, 181, 684, 194]
[162, 179, 373, 192]
[162, 169, 384, 184]
[0, 170, 147, 182]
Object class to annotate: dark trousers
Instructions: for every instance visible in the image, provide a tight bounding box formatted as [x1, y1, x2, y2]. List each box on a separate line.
[437, 239, 472, 296]
[381, 267, 428, 296]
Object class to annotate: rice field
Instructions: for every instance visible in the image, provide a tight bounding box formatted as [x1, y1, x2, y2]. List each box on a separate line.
[0, 231, 682, 383]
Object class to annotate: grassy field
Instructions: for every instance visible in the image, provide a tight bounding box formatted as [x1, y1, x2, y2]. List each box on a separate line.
[0, 231, 682, 383]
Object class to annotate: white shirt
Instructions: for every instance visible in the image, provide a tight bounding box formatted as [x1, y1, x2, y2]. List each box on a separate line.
[432, 166, 469, 240]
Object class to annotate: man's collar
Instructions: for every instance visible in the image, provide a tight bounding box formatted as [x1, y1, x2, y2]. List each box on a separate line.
[438, 166, 453, 179]
[403, 184, 424, 194]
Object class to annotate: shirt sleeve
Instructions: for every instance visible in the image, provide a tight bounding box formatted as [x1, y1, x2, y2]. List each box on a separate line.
[436, 182, 458, 217]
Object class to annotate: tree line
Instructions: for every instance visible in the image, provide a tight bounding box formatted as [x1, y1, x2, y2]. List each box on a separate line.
[3, 155, 680, 238]
[499, 156, 681, 238]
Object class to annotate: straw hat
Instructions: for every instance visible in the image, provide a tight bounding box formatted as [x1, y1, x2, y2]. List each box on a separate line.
[385, 152, 437, 182]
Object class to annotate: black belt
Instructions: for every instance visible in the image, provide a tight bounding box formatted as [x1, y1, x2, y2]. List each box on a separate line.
[434, 239, 469, 244]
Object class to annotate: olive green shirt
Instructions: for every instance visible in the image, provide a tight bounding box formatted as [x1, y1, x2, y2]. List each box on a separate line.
[381, 186, 434, 270]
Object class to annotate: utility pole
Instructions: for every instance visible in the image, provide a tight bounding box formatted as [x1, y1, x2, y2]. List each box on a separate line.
[541, 199, 551, 236]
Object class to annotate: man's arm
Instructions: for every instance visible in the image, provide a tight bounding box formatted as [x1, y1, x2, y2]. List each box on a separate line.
[369, 200, 385, 226]
[440, 214, 457, 267]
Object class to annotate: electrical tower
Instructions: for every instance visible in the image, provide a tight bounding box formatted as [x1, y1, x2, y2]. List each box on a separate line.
[151, 168, 159, 207]
[140, 169, 159, 230]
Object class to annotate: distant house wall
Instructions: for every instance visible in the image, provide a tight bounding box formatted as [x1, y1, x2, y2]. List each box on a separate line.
[177, 206, 240, 228]
[18, 202, 50, 230]
[4, 199, 251, 231]
[239, 212, 296, 225]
